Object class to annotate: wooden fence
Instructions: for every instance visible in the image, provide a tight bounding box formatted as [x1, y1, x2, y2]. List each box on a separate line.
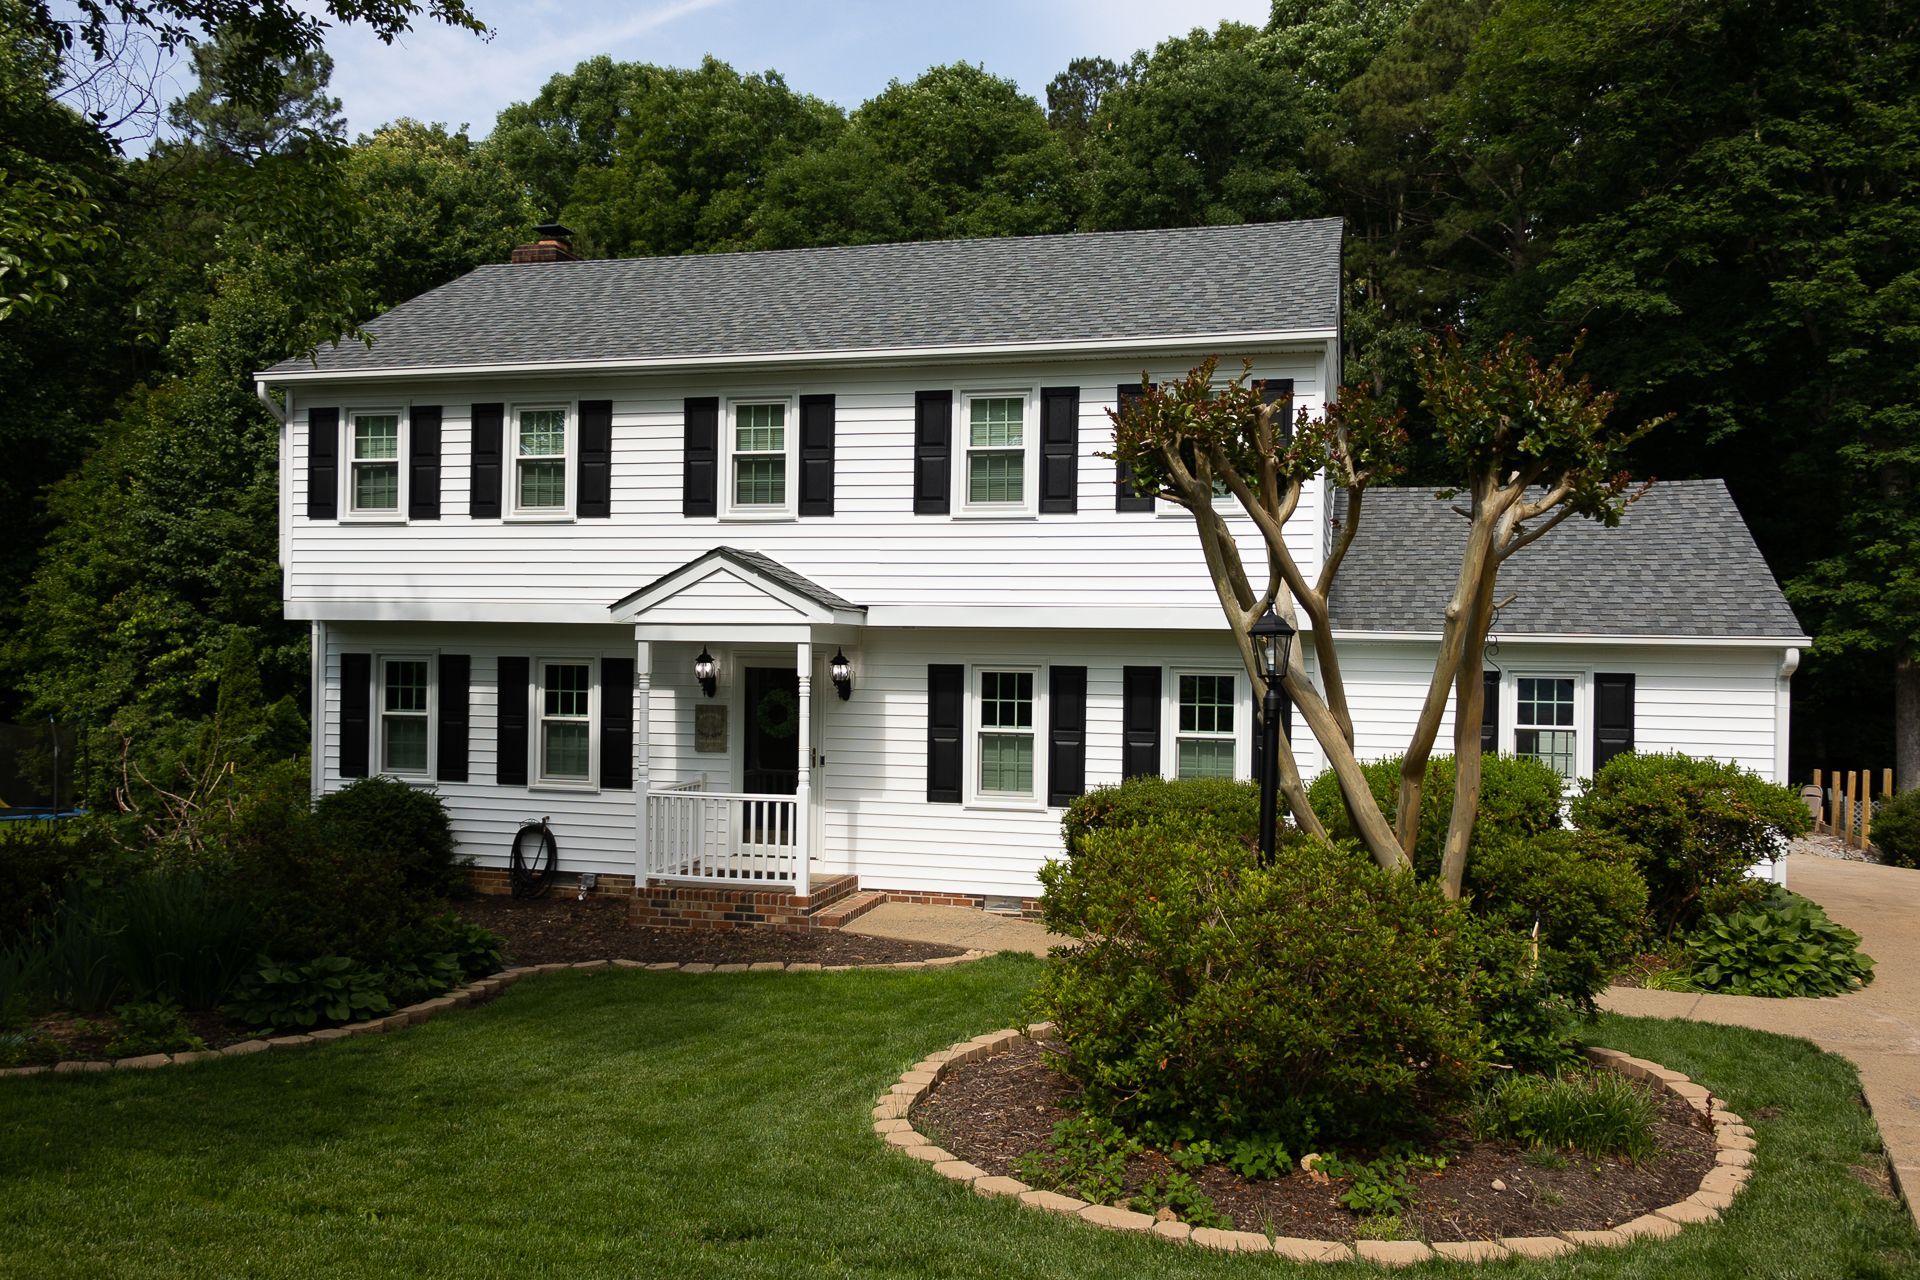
[1803, 768, 1895, 850]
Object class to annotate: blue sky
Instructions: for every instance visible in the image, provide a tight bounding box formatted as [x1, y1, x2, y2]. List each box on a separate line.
[303, 0, 1272, 139]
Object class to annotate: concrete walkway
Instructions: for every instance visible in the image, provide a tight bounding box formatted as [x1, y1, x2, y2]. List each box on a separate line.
[843, 901, 1063, 957]
[1601, 854, 1920, 1223]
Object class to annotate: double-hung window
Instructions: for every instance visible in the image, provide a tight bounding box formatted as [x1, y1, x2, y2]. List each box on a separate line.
[976, 669, 1036, 800]
[1515, 676, 1577, 778]
[537, 659, 594, 785]
[379, 655, 431, 776]
[349, 410, 403, 515]
[729, 401, 789, 512]
[961, 393, 1030, 512]
[514, 405, 569, 515]
[1175, 673, 1237, 779]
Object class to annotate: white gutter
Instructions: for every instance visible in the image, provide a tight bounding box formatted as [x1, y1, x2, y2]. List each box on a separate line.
[253, 328, 1343, 386]
[254, 379, 288, 424]
[1330, 629, 1813, 649]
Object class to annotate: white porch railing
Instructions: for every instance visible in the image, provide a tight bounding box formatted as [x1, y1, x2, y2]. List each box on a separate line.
[645, 787, 802, 887]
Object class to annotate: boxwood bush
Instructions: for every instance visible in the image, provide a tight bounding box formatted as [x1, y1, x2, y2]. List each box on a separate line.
[1466, 829, 1648, 1010]
[1872, 788, 1920, 868]
[1307, 752, 1563, 878]
[1060, 775, 1257, 853]
[1034, 822, 1486, 1148]
[1570, 752, 1810, 931]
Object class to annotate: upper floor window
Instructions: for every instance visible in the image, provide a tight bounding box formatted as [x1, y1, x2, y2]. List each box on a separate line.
[975, 668, 1036, 800]
[350, 410, 402, 515]
[1175, 672, 1237, 779]
[379, 655, 431, 776]
[514, 405, 570, 516]
[537, 658, 595, 786]
[960, 392, 1033, 513]
[729, 401, 790, 513]
[1515, 675, 1577, 778]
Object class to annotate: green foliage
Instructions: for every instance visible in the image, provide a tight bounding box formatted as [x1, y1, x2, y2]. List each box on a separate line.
[1464, 917, 1581, 1071]
[1467, 829, 1649, 1007]
[1572, 752, 1811, 931]
[1872, 789, 1920, 869]
[104, 870, 261, 1008]
[1685, 895, 1875, 998]
[225, 954, 392, 1030]
[313, 775, 462, 902]
[1035, 822, 1486, 1148]
[1011, 1113, 1138, 1206]
[1314, 1150, 1446, 1216]
[0, 818, 119, 944]
[104, 998, 206, 1057]
[1469, 1070, 1659, 1163]
[1306, 750, 1564, 879]
[1129, 1169, 1231, 1230]
[1058, 774, 1257, 854]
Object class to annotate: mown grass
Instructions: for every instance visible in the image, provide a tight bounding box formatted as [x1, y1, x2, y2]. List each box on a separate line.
[0, 954, 1914, 1278]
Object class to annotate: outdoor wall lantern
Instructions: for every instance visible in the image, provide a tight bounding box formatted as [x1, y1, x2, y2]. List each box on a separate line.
[830, 648, 853, 700]
[1247, 608, 1297, 862]
[694, 646, 717, 698]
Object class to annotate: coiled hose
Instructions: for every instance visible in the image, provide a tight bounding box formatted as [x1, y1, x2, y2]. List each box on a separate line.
[509, 818, 558, 899]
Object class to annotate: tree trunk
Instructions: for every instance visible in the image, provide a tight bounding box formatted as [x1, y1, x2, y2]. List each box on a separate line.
[1898, 656, 1920, 794]
[1438, 566, 1499, 899]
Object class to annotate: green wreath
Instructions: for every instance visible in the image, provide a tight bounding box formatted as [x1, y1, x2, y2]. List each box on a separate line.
[755, 686, 800, 739]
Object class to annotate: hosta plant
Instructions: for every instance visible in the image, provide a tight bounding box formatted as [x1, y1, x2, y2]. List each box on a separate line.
[1686, 897, 1874, 997]
[226, 955, 394, 1030]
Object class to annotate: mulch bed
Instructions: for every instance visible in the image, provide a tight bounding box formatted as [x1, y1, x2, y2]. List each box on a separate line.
[8, 1006, 258, 1065]
[459, 894, 967, 966]
[912, 1037, 1716, 1243]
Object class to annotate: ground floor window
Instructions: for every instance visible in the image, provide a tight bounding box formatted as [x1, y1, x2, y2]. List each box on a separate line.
[1176, 672, 1237, 779]
[1515, 675, 1577, 777]
[976, 668, 1035, 799]
[538, 659, 594, 785]
[379, 655, 431, 776]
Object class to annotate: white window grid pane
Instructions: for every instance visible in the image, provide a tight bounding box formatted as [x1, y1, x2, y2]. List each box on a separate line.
[1178, 738, 1236, 780]
[978, 732, 1034, 794]
[518, 459, 567, 509]
[542, 722, 591, 779]
[518, 409, 566, 456]
[734, 456, 787, 506]
[968, 397, 1023, 448]
[352, 415, 399, 460]
[543, 663, 590, 718]
[967, 452, 1023, 504]
[1517, 728, 1578, 778]
[383, 717, 428, 773]
[980, 671, 1033, 728]
[353, 462, 399, 510]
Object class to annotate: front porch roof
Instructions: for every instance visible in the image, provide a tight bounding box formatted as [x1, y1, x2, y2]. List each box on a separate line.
[608, 546, 867, 627]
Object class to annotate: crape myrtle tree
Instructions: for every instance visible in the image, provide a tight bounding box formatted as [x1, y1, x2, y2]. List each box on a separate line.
[1111, 334, 1663, 897]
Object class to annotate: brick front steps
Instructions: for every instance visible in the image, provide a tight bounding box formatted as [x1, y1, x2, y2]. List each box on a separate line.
[628, 873, 866, 930]
[876, 1033, 1754, 1264]
[0, 948, 990, 1080]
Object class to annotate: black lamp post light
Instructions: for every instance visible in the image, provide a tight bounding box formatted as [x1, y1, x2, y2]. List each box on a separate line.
[1248, 607, 1296, 861]
[830, 648, 853, 700]
[694, 646, 718, 698]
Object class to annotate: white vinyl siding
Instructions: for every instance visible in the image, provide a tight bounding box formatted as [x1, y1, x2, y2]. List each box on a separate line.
[379, 654, 431, 776]
[513, 405, 569, 516]
[348, 410, 403, 516]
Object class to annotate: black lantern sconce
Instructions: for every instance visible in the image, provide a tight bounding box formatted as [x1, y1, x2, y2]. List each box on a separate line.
[830, 648, 853, 700]
[694, 646, 717, 698]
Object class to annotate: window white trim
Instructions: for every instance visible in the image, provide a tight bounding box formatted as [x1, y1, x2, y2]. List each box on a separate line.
[721, 394, 799, 519]
[1163, 667, 1250, 781]
[964, 663, 1045, 810]
[508, 401, 575, 521]
[532, 655, 599, 790]
[376, 652, 435, 779]
[953, 387, 1038, 517]
[1501, 669, 1589, 781]
[343, 406, 407, 521]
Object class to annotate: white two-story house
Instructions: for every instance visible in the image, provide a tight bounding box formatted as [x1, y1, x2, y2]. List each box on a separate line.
[258, 219, 1807, 922]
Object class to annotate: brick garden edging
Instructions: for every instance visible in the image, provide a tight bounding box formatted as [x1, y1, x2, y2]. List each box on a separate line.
[875, 1029, 1756, 1265]
[0, 949, 991, 1079]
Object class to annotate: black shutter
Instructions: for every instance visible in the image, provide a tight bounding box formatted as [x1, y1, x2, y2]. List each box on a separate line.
[1122, 665, 1162, 779]
[1048, 665, 1087, 806]
[1039, 386, 1079, 514]
[339, 651, 371, 779]
[1594, 673, 1635, 771]
[470, 403, 503, 519]
[496, 656, 529, 786]
[1480, 670, 1501, 755]
[913, 390, 952, 515]
[578, 399, 613, 518]
[307, 407, 338, 520]
[437, 653, 470, 783]
[408, 405, 442, 520]
[683, 397, 718, 517]
[798, 393, 835, 517]
[927, 664, 963, 802]
[1255, 377, 1296, 445]
[600, 657, 634, 790]
[1114, 384, 1153, 512]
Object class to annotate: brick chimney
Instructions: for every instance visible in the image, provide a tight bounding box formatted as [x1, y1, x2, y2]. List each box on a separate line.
[511, 222, 576, 264]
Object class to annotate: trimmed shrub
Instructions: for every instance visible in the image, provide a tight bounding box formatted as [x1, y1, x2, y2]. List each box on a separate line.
[313, 775, 462, 901]
[1307, 752, 1564, 878]
[1872, 788, 1920, 869]
[1060, 775, 1257, 853]
[1571, 752, 1810, 930]
[1034, 823, 1486, 1149]
[1466, 830, 1648, 1009]
[1685, 893, 1874, 997]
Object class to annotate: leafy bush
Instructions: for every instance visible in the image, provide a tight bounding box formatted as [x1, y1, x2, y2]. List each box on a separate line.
[1469, 1070, 1658, 1162]
[1060, 775, 1257, 853]
[1035, 823, 1486, 1149]
[1315, 1152, 1447, 1216]
[0, 1031, 60, 1067]
[1012, 1113, 1139, 1206]
[1571, 752, 1809, 930]
[1872, 788, 1920, 869]
[1685, 894, 1875, 997]
[1467, 830, 1649, 1007]
[0, 817, 119, 945]
[313, 775, 462, 900]
[104, 999, 206, 1057]
[1307, 752, 1564, 878]
[226, 955, 394, 1031]
[233, 780, 410, 962]
[1464, 919, 1581, 1071]
[413, 913, 507, 979]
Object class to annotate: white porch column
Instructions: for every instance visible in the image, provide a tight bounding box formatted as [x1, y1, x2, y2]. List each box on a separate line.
[634, 637, 652, 885]
[794, 639, 812, 899]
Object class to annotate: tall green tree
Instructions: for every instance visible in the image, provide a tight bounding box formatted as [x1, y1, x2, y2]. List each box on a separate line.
[486, 55, 643, 222]
[163, 32, 342, 160]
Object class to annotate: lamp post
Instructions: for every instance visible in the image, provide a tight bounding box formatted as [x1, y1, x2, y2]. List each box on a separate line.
[1249, 608, 1295, 862]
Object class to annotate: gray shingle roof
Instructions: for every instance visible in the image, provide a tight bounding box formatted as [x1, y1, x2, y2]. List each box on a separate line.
[612, 546, 865, 616]
[263, 220, 1343, 376]
[1328, 481, 1805, 640]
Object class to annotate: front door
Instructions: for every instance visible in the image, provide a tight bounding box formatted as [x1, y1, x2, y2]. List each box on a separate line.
[742, 666, 800, 795]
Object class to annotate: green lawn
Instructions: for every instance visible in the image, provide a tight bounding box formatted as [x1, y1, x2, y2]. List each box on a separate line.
[1, 956, 1914, 1279]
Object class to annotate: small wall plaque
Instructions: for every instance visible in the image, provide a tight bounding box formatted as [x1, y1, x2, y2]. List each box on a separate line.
[694, 704, 728, 754]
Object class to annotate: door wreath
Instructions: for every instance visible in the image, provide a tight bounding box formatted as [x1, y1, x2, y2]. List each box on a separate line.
[755, 686, 800, 739]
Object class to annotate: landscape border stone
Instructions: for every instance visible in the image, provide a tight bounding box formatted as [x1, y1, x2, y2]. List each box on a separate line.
[4, 948, 991, 1079]
[878, 1032, 1753, 1263]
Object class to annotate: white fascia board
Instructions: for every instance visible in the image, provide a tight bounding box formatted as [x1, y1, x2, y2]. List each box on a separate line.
[254, 328, 1342, 386]
[630, 623, 817, 643]
[861, 605, 1305, 632]
[1330, 628, 1812, 649]
[284, 599, 613, 624]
